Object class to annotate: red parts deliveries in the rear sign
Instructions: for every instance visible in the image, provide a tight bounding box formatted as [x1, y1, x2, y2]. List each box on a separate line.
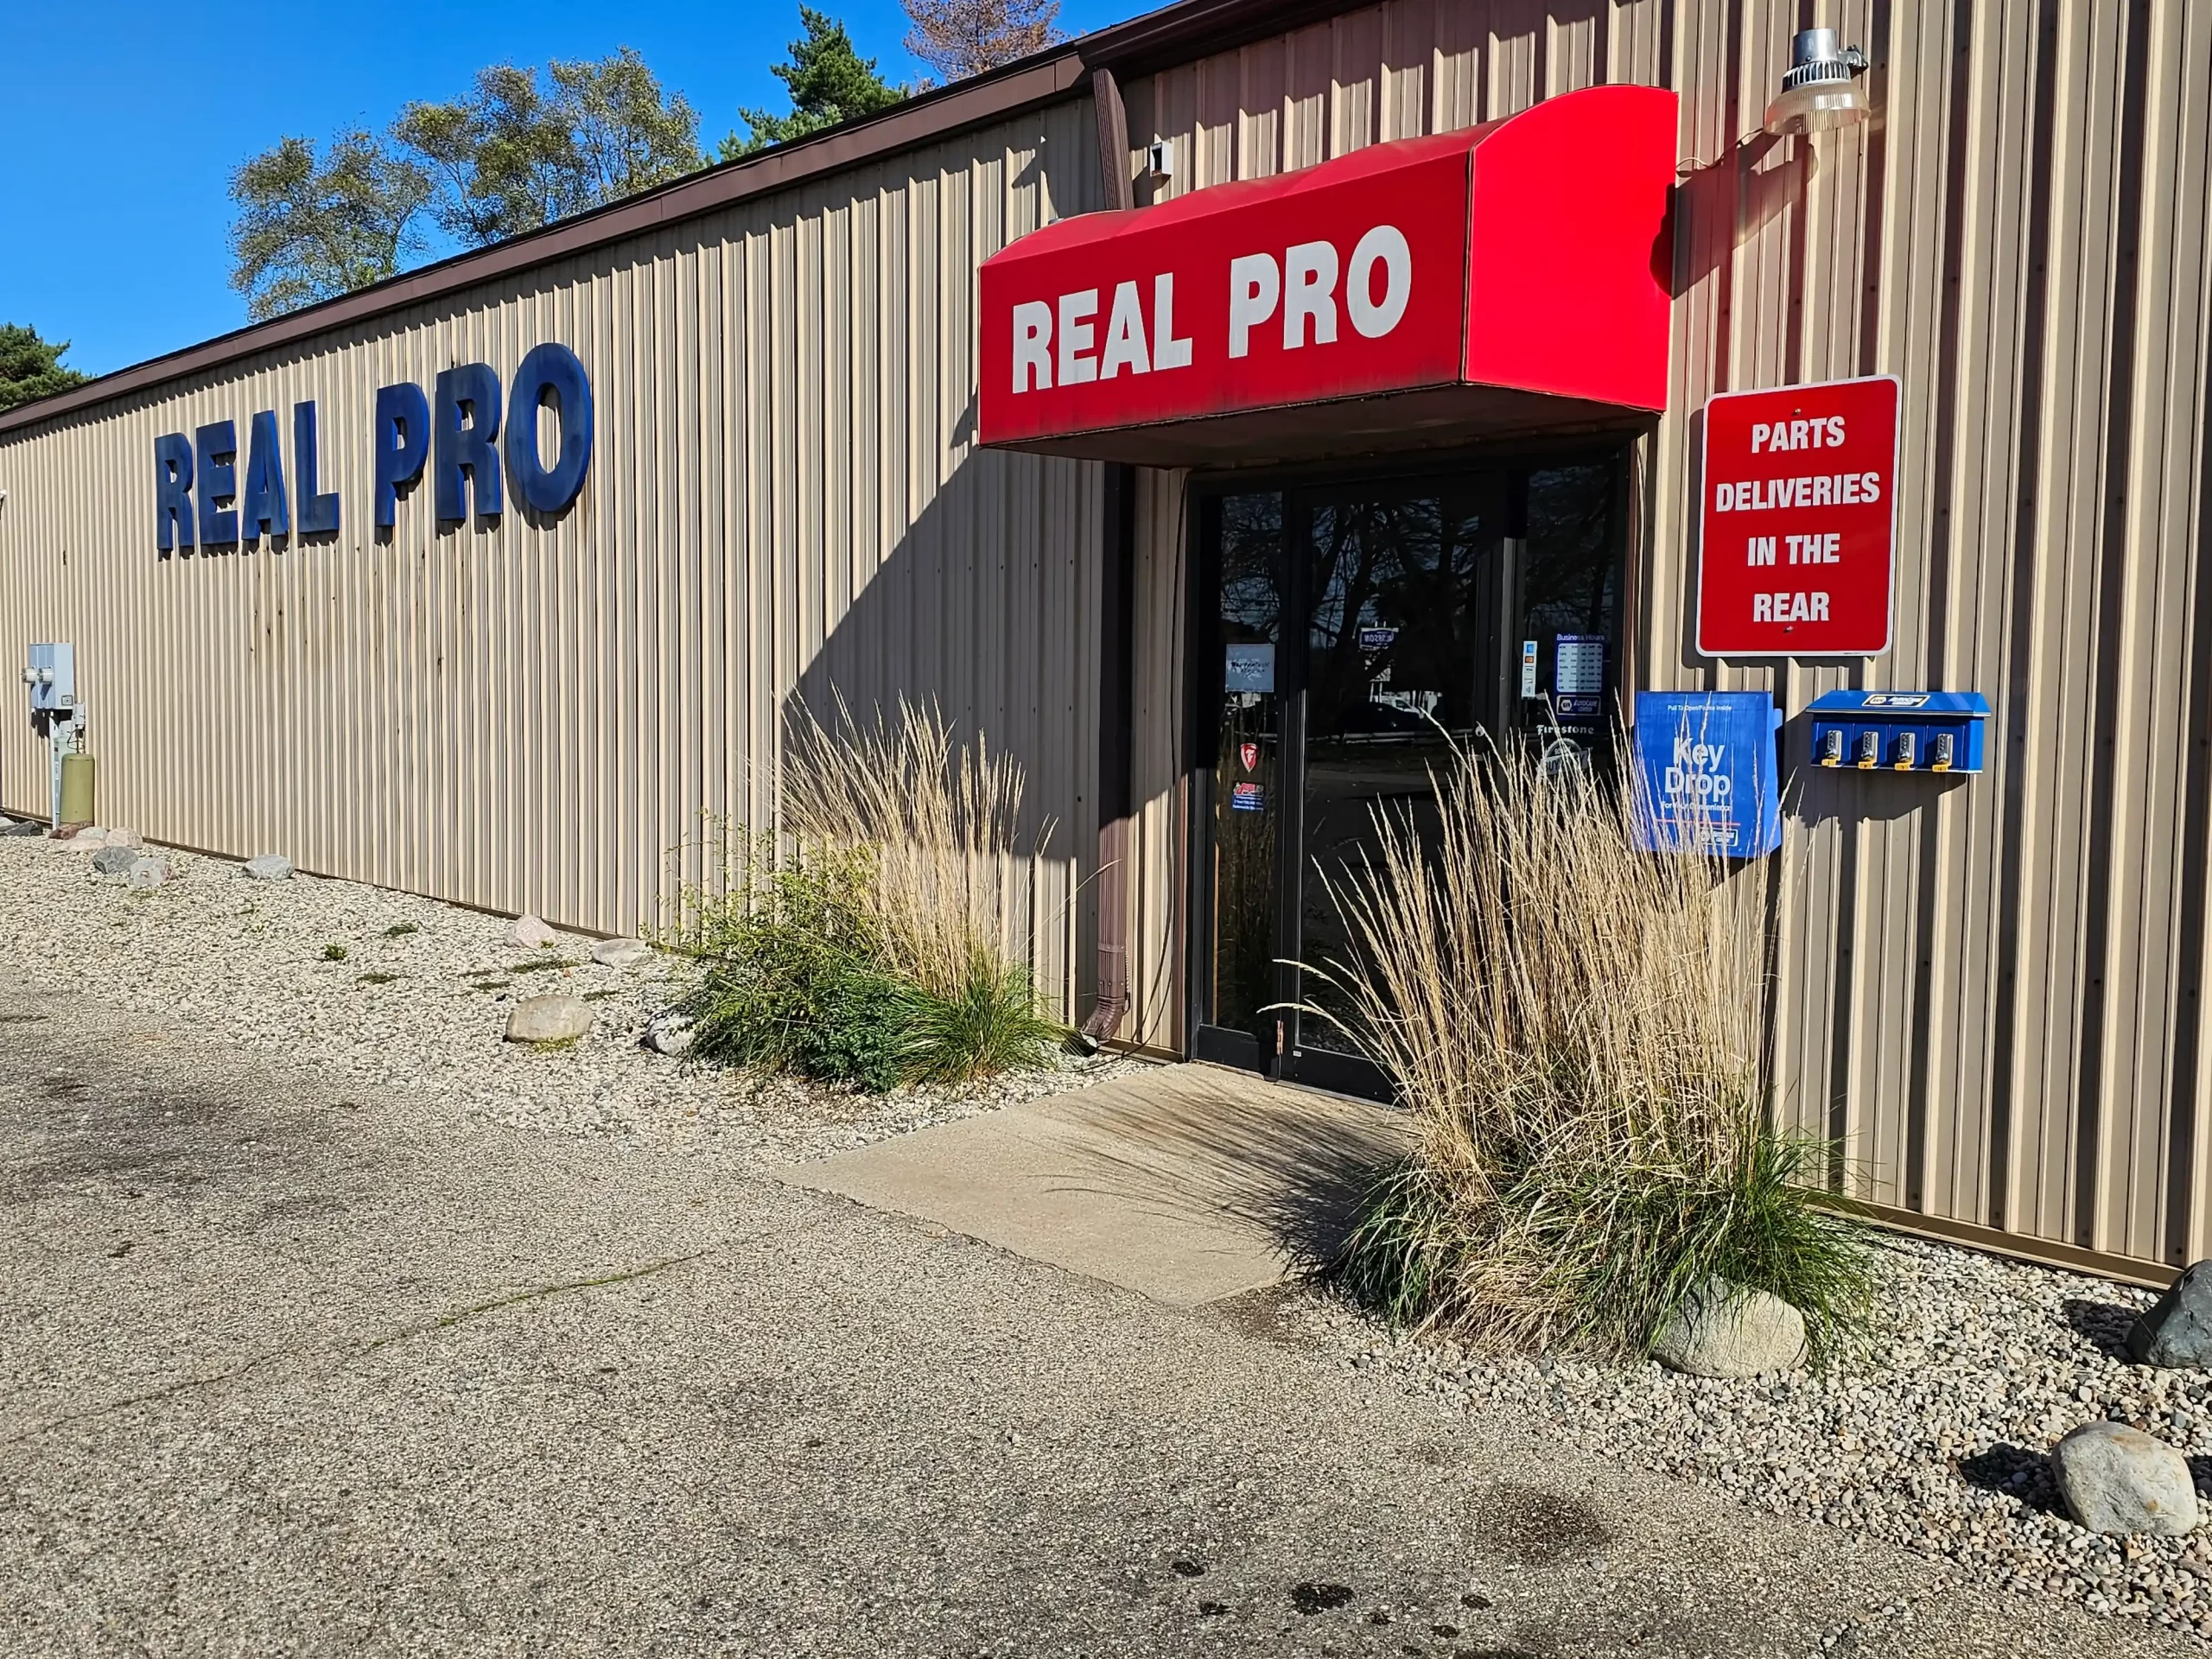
[1695, 374, 1902, 658]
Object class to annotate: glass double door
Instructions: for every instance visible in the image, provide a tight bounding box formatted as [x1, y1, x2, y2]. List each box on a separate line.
[1191, 459, 1623, 1097]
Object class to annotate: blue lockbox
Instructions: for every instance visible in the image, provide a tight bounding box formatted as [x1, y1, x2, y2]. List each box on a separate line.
[1631, 690, 1783, 859]
[1805, 690, 1990, 775]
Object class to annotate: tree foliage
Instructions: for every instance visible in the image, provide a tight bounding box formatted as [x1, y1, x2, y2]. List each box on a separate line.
[0, 324, 90, 413]
[227, 48, 704, 319]
[394, 48, 704, 246]
[724, 9, 904, 160]
[228, 131, 435, 322]
[903, 0, 1063, 82]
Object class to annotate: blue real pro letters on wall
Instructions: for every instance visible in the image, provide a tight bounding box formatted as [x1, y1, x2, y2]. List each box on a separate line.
[150, 344, 592, 554]
[1630, 690, 1783, 859]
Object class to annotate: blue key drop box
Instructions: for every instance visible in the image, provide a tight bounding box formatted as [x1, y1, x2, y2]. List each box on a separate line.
[1631, 690, 1783, 859]
[1806, 690, 1990, 776]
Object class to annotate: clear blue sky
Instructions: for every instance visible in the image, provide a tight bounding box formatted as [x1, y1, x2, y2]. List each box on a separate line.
[4, 0, 1135, 378]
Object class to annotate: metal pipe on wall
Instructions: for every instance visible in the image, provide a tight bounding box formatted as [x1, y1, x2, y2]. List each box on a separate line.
[1082, 65, 1138, 1046]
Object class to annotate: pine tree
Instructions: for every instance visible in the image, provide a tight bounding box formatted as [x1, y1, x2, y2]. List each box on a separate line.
[725, 10, 905, 160]
[0, 325, 90, 412]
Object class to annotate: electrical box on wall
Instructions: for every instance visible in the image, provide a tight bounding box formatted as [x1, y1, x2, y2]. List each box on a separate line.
[1806, 690, 1989, 775]
[22, 642, 75, 714]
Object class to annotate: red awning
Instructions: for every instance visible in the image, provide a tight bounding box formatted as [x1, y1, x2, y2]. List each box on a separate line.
[977, 85, 1677, 466]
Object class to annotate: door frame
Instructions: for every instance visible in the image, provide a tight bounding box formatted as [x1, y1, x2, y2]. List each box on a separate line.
[1180, 436, 1642, 1095]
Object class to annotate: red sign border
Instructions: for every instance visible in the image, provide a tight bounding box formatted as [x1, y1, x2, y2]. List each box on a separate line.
[1694, 372, 1904, 660]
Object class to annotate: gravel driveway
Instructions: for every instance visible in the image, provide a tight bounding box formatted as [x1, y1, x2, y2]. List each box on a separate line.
[0, 841, 2198, 1656]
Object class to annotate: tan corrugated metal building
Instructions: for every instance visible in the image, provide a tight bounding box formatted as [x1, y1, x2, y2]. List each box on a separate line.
[2, 0, 2207, 1281]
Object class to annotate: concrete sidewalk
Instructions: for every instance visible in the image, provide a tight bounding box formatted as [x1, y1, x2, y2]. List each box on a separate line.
[779, 1063, 1412, 1306]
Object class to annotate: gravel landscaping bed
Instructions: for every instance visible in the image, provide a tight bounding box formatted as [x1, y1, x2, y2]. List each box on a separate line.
[0, 832, 1141, 1162]
[1288, 1237, 2212, 1644]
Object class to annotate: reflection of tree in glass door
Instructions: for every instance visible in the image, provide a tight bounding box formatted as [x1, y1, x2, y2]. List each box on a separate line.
[1210, 493, 1281, 1046]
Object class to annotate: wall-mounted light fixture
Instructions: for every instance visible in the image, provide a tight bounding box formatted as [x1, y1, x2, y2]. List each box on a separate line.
[1764, 28, 1872, 136]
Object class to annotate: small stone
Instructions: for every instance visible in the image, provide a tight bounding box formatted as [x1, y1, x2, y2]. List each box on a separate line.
[2128, 1262, 2212, 1369]
[591, 937, 652, 968]
[644, 1007, 695, 1057]
[512, 912, 558, 949]
[504, 995, 594, 1044]
[91, 844, 139, 877]
[2052, 1421, 2199, 1536]
[243, 854, 294, 881]
[1651, 1276, 1808, 1379]
[126, 857, 166, 891]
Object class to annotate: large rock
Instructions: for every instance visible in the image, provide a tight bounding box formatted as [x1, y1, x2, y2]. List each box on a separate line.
[2128, 1262, 2212, 1368]
[512, 912, 558, 950]
[104, 828, 143, 850]
[0, 817, 43, 837]
[126, 857, 167, 891]
[505, 995, 594, 1044]
[592, 937, 652, 968]
[1650, 1276, 1808, 1378]
[60, 828, 105, 853]
[91, 844, 139, 877]
[644, 1007, 695, 1057]
[2052, 1421, 2200, 1535]
[243, 853, 294, 881]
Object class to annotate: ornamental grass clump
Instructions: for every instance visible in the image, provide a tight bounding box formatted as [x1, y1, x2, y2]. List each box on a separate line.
[672, 699, 1061, 1091]
[1319, 733, 1877, 1363]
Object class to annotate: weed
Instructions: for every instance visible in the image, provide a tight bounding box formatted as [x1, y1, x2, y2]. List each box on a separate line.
[1318, 728, 1877, 1362]
[321, 944, 348, 963]
[357, 972, 400, 986]
[581, 989, 617, 1001]
[470, 978, 512, 992]
[383, 922, 419, 938]
[508, 957, 571, 974]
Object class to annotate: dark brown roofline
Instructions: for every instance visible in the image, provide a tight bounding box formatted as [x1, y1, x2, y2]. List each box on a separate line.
[0, 0, 1348, 439]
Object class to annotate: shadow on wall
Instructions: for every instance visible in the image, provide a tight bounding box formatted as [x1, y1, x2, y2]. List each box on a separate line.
[780, 435, 1103, 1014]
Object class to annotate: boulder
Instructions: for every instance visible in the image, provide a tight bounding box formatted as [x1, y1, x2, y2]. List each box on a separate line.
[243, 854, 295, 881]
[512, 912, 558, 950]
[2128, 1262, 2212, 1369]
[1651, 1276, 1807, 1378]
[60, 828, 105, 853]
[104, 828, 143, 850]
[505, 995, 594, 1044]
[644, 1007, 695, 1057]
[91, 844, 139, 877]
[126, 857, 167, 891]
[592, 937, 652, 969]
[0, 817, 43, 837]
[2052, 1421, 2199, 1535]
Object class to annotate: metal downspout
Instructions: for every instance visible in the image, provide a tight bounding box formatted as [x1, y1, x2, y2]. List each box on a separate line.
[1080, 66, 1136, 1046]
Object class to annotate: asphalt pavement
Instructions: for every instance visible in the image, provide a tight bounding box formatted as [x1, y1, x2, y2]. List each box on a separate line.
[0, 976, 2193, 1658]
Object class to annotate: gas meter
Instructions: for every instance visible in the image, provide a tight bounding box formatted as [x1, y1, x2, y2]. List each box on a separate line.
[22, 643, 89, 830]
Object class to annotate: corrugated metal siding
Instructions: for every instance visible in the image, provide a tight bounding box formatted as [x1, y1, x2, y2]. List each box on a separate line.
[0, 105, 1106, 1020]
[1122, 0, 2212, 1269]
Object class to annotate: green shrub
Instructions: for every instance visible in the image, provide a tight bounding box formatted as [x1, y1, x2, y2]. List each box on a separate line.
[678, 845, 899, 1091]
[667, 702, 1067, 1096]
